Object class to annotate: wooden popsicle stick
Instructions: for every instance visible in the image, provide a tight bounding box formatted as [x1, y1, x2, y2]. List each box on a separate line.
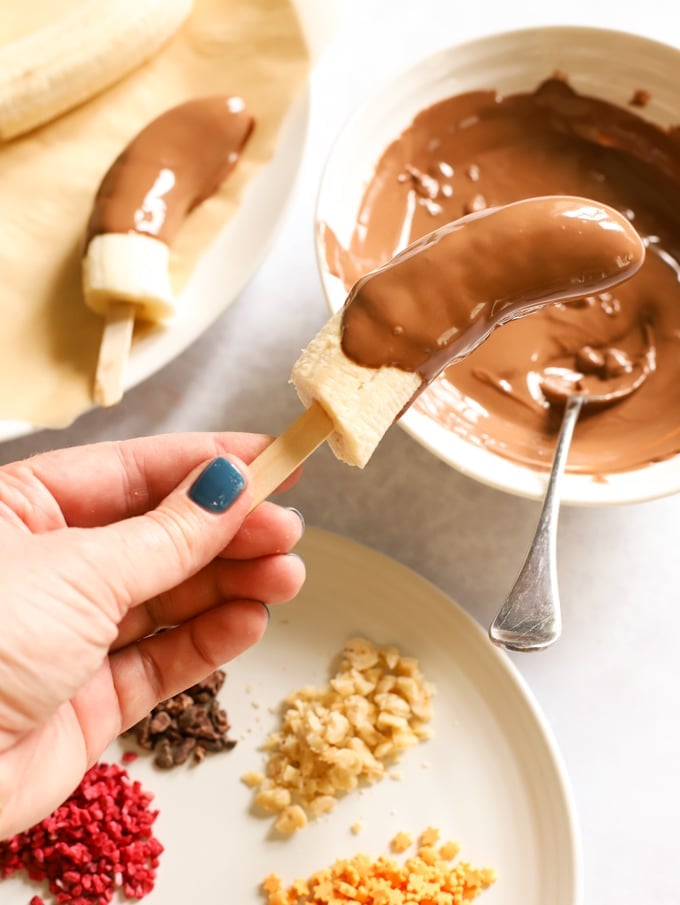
[93, 301, 136, 407]
[248, 401, 334, 511]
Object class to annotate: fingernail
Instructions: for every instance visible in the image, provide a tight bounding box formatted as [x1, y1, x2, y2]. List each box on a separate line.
[258, 602, 271, 623]
[287, 507, 305, 535]
[188, 457, 245, 513]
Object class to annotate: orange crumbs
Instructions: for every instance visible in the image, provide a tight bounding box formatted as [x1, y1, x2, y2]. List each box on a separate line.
[261, 830, 495, 904]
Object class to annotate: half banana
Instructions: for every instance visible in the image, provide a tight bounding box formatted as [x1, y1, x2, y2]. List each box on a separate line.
[82, 95, 254, 406]
[0, 0, 193, 140]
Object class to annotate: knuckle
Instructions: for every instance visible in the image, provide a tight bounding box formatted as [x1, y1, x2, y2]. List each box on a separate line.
[146, 505, 205, 574]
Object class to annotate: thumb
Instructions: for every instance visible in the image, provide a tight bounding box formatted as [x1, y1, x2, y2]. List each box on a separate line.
[84, 455, 253, 610]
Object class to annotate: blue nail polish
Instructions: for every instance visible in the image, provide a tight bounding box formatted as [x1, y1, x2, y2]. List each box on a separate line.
[188, 457, 245, 513]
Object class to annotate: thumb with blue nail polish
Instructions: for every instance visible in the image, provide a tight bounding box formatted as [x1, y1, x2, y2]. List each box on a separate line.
[84, 454, 254, 599]
[188, 456, 246, 512]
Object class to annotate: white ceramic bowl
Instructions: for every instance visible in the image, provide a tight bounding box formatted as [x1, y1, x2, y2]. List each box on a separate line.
[315, 26, 680, 506]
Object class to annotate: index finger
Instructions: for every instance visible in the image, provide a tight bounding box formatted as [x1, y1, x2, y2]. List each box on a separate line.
[11, 432, 300, 527]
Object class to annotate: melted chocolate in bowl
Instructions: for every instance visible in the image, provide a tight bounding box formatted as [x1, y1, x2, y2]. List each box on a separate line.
[323, 76, 680, 478]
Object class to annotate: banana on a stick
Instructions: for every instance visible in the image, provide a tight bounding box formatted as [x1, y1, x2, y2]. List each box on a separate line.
[82, 96, 254, 406]
[269, 197, 645, 480]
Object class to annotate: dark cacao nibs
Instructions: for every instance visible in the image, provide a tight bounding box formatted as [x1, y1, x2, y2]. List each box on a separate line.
[122, 668, 236, 768]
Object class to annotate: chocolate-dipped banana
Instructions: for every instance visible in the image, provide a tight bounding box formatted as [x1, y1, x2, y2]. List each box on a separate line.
[83, 96, 254, 322]
[290, 196, 644, 468]
[83, 96, 254, 406]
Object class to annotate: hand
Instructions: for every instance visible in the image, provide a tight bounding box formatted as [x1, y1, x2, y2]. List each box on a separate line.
[0, 432, 305, 839]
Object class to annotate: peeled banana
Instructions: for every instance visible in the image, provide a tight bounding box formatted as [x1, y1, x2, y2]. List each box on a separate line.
[83, 233, 176, 322]
[0, 0, 193, 141]
[291, 311, 420, 467]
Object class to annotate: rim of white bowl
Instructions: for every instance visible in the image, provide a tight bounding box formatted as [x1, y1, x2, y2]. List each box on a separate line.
[314, 24, 680, 507]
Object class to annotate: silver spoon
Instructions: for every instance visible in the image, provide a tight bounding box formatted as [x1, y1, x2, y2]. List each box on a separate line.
[489, 358, 651, 653]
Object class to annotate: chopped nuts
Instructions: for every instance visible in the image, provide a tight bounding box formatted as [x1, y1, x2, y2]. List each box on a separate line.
[261, 829, 495, 903]
[246, 637, 435, 833]
[256, 783, 292, 813]
[241, 771, 265, 789]
[274, 805, 307, 834]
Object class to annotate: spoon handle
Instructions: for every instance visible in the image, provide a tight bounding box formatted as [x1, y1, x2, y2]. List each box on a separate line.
[489, 394, 584, 652]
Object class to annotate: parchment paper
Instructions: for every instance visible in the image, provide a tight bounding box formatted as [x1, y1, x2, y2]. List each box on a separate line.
[0, 0, 309, 425]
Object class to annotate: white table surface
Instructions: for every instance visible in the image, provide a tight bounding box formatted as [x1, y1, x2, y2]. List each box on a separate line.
[1, 2, 678, 903]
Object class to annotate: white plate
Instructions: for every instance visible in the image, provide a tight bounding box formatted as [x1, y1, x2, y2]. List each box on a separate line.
[3, 527, 582, 904]
[0, 85, 310, 445]
[315, 26, 680, 506]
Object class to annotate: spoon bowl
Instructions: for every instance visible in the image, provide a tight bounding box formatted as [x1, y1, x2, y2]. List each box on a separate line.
[489, 356, 651, 652]
[540, 363, 650, 409]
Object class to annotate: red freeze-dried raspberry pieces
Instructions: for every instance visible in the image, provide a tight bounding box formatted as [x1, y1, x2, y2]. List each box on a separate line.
[0, 762, 163, 905]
